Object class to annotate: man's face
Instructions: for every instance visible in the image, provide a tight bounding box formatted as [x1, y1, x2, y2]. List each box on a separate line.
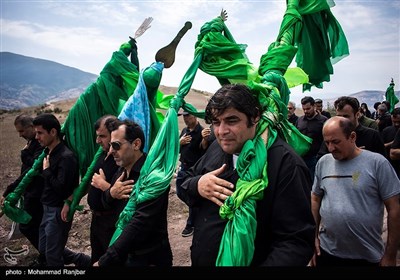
[336, 104, 359, 127]
[323, 123, 355, 161]
[110, 125, 134, 168]
[183, 114, 197, 128]
[34, 125, 54, 147]
[302, 102, 316, 118]
[211, 107, 256, 154]
[391, 114, 400, 129]
[315, 102, 323, 112]
[15, 123, 35, 141]
[96, 122, 111, 152]
[287, 104, 295, 117]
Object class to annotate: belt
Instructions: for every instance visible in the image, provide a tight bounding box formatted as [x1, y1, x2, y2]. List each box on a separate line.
[91, 210, 116, 216]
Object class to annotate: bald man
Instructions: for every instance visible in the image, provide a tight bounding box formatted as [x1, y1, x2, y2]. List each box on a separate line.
[311, 116, 400, 267]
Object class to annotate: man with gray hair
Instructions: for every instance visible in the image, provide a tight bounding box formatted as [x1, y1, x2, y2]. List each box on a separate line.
[1, 114, 45, 266]
[377, 103, 393, 132]
[287, 101, 298, 125]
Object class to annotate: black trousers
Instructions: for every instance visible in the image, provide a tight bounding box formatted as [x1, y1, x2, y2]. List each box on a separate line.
[19, 195, 43, 251]
[90, 211, 120, 264]
[317, 248, 379, 266]
[125, 240, 173, 267]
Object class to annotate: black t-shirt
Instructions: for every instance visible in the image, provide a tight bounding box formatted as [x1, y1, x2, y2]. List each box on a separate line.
[87, 151, 119, 211]
[390, 130, 400, 178]
[179, 122, 205, 168]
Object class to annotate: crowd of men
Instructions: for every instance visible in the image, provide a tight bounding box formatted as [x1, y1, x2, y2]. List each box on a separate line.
[1, 85, 400, 267]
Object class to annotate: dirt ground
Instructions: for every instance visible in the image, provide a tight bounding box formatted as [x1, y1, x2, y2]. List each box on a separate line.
[0, 184, 192, 267]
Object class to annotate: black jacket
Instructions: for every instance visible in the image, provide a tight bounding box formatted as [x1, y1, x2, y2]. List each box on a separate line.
[180, 138, 316, 266]
[87, 152, 119, 211]
[98, 154, 172, 266]
[3, 138, 44, 199]
[41, 142, 79, 207]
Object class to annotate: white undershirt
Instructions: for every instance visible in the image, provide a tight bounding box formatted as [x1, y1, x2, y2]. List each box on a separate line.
[233, 154, 239, 169]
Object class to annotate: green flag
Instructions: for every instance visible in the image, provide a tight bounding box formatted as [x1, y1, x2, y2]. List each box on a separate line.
[385, 79, 399, 113]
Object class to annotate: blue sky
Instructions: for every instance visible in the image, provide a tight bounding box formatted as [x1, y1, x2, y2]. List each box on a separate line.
[1, 0, 399, 107]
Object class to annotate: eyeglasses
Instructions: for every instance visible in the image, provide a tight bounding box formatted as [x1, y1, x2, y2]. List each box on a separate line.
[287, 107, 294, 110]
[109, 141, 130, 151]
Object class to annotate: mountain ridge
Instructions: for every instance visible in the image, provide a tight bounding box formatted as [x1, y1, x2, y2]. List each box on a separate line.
[1, 52, 398, 111]
[1, 52, 98, 110]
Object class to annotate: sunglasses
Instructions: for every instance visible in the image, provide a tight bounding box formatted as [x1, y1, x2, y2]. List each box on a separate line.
[110, 141, 130, 151]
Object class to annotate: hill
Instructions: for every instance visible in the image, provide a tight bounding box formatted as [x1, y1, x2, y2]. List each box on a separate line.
[0, 52, 97, 110]
[323, 90, 400, 111]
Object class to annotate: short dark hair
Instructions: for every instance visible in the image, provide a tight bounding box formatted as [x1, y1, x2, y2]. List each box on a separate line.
[33, 113, 61, 137]
[14, 114, 33, 127]
[301, 96, 315, 106]
[314, 99, 323, 104]
[110, 119, 145, 152]
[94, 115, 117, 134]
[205, 84, 261, 127]
[373, 101, 381, 110]
[382, 100, 391, 112]
[378, 103, 387, 112]
[334, 96, 360, 114]
[392, 107, 400, 116]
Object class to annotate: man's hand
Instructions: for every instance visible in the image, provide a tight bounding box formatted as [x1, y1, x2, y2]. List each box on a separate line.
[309, 236, 321, 267]
[110, 173, 134, 200]
[43, 155, 50, 170]
[61, 203, 70, 222]
[201, 127, 211, 140]
[198, 164, 234, 206]
[91, 169, 110, 191]
[180, 133, 192, 145]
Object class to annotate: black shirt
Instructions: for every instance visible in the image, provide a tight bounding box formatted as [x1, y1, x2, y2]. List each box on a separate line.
[98, 155, 172, 266]
[3, 138, 44, 199]
[87, 151, 119, 211]
[296, 114, 328, 159]
[179, 122, 205, 168]
[102, 155, 147, 212]
[41, 142, 79, 207]
[180, 138, 315, 266]
[288, 114, 298, 126]
[390, 129, 400, 178]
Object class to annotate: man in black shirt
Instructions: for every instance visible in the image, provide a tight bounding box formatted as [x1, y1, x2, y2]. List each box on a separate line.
[390, 129, 400, 178]
[180, 84, 315, 266]
[95, 119, 172, 266]
[1, 114, 44, 265]
[33, 113, 89, 267]
[87, 115, 119, 264]
[315, 98, 331, 119]
[176, 112, 207, 237]
[383, 108, 400, 177]
[296, 96, 328, 180]
[287, 101, 298, 125]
